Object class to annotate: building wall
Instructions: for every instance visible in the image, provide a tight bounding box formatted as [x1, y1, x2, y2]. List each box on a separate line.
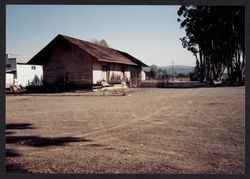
[141, 71, 146, 81]
[41, 41, 143, 87]
[6, 73, 14, 88]
[5, 56, 43, 87]
[16, 64, 43, 87]
[92, 61, 142, 85]
[92, 63, 102, 84]
[6, 58, 17, 71]
[43, 43, 93, 86]
[93, 61, 130, 84]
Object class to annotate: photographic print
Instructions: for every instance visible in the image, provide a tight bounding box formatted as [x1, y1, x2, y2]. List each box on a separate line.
[5, 5, 245, 174]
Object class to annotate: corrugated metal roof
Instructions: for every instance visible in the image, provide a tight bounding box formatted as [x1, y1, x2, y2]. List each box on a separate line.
[28, 34, 143, 66]
[61, 35, 138, 65]
[115, 50, 148, 67]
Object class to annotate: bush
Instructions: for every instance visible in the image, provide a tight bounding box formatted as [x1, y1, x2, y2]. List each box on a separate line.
[189, 72, 199, 81]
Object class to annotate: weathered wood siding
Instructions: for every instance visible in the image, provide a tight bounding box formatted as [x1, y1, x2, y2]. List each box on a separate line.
[92, 61, 141, 85]
[126, 65, 142, 86]
[42, 40, 142, 87]
[43, 43, 93, 86]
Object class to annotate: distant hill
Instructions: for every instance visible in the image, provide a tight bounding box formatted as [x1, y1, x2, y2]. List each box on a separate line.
[160, 65, 194, 75]
[142, 65, 195, 75]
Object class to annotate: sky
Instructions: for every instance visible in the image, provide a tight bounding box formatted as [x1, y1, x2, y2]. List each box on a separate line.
[6, 5, 196, 67]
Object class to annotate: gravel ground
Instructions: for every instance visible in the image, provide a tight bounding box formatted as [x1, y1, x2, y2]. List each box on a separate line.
[5, 86, 245, 174]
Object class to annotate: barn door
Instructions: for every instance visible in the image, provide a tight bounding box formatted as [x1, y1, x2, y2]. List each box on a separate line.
[101, 65, 110, 82]
[131, 71, 139, 87]
[101, 65, 107, 81]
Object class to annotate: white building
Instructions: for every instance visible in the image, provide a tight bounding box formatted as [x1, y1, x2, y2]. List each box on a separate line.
[6, 54, 43, 88]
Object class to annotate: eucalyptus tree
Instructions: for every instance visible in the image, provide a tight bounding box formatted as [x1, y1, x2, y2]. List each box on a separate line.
[178, 5, 208, 81]
[177, 5, 245, 85]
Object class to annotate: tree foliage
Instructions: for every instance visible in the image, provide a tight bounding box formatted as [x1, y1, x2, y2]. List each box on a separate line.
[98, 39, 109, 47]
[149, 65, 169, 80]
[149, 65, 158, 79]
[177, 6, 245, 85]
[90, 38, 110, 47]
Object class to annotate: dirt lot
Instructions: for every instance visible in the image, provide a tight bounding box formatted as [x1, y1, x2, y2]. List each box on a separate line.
[5, 87, 245, 174]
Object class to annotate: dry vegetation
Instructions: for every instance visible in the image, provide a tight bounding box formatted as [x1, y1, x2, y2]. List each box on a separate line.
[5, 87, 245, 174]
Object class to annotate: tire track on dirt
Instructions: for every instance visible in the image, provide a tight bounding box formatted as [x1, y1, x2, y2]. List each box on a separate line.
[74, 101, 169, 138]
[19, 93, 190, 156]
[24, 102, 168, 156]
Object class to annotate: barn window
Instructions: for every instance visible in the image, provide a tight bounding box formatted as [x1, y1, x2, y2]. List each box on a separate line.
[31, 66, 36, 70]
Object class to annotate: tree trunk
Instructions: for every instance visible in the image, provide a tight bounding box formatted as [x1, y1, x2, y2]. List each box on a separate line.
[199, 49, 205, 82]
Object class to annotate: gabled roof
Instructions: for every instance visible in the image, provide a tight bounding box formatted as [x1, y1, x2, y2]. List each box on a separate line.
[28, 34, 147, 66]
[116, 50, 148, 67]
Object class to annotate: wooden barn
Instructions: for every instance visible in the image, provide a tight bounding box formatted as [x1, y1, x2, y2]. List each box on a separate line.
[27, 34, 148, 89]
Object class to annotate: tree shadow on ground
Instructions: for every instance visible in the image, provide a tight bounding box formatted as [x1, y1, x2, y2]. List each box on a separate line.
[6, 148, 22, 157]
[6, 131, 15, 135]
[5, 122, 93, 173]
[6, 135, 92, 147]
[6, 123, 91, 147]
[6, 123, 36, 130]
[6, 164, 30, 173]
[6, 149, 30, 173]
